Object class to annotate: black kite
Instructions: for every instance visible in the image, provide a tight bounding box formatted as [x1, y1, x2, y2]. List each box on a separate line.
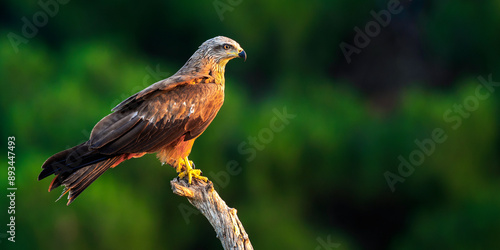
[38, 36, 246, 205]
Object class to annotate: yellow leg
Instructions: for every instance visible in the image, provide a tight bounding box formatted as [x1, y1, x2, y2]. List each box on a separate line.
[177, 156, 208, 184]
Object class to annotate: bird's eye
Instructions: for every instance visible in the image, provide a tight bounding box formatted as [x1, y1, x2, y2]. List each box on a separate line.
[223, 44, 231, 50]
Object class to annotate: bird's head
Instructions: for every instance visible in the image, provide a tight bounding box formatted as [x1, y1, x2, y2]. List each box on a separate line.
[199, 36, 246, 66]
[178, 36, 245, 83]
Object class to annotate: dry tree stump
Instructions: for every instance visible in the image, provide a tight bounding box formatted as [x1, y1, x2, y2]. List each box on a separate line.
[171, 178, 253, 250]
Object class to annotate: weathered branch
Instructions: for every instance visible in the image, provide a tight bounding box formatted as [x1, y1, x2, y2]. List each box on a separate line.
[171, 178, 253, 250]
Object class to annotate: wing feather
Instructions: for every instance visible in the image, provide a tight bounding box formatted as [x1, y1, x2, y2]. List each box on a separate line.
[88, 75, 223, 156]
[112, 74, 213, 112]
[89, 112, 141, 149]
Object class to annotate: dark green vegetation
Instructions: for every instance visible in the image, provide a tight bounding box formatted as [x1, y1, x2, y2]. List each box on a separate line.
[1, 0, 500, 249]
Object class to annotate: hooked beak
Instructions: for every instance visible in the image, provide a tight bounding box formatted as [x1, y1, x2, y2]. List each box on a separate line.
[238, 50, 247, 62]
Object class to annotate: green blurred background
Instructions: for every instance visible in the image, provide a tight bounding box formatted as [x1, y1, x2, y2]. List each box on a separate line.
[2, 0, 500, 249]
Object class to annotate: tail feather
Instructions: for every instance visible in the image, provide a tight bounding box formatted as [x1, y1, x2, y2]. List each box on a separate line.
[58, 156, 124, 205]
[39, 142, 123, 205]
[39, 143, 113, 181]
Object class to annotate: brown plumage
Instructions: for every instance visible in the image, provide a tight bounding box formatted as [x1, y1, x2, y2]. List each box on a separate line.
[39, 36, 246, 205]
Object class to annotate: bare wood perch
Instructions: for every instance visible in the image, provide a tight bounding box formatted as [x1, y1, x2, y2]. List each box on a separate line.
[171, 178, 253, 250]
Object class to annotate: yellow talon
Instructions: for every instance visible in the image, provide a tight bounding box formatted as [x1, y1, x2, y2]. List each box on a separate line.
[175, 158, 186, 173]
[177, 157, 208, 184]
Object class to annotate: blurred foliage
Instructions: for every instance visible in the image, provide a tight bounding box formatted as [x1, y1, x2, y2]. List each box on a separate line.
[1, 0, 500, 249]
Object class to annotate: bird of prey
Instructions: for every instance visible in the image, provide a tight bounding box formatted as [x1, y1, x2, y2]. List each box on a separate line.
[38, 36, 246, 205]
